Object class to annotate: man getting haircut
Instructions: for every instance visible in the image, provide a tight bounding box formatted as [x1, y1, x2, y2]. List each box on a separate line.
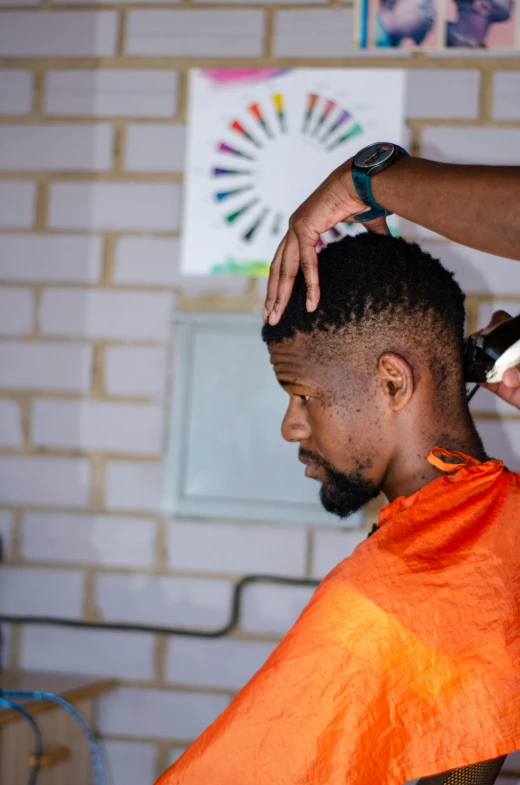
[156, 234, 520, 785]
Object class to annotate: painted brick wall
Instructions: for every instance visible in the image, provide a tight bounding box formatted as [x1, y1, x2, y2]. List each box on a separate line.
[0, 4, 519, 783]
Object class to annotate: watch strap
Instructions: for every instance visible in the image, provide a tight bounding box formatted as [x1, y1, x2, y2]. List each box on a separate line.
[352, 145, 408, 223]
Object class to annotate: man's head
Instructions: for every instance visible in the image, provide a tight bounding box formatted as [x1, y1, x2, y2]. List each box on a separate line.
[262, 233, 472, 519]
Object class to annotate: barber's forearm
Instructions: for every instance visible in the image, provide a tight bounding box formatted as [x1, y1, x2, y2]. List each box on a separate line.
[368, 157, 520, 261]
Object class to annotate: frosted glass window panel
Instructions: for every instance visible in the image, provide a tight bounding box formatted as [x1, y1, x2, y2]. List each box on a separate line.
[164, 312, 363, 527]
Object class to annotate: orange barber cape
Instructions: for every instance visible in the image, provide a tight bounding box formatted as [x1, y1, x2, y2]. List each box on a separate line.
[156, 449, 520, 785]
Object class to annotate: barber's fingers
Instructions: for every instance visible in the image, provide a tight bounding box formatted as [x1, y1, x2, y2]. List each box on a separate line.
[503, 367, 520, 388]
[363, 216, 391, 235]
[298, 232, 321, 314]
[263, 235, 286, 323]
[481, 378, 520, 410]
[481, 309, 512, 334]
[267, 231, 304, 325]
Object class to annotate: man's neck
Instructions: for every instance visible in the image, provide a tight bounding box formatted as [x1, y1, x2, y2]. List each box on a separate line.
[382, 410, 487, 502]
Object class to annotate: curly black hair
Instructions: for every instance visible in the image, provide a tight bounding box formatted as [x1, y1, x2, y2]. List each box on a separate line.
[262, 233, 467, 391]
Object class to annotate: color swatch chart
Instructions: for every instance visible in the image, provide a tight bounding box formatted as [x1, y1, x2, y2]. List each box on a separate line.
[182, 69, 406, 276]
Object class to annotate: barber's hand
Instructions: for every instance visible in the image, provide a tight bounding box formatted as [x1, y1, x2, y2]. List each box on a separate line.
[476, 310, 520, 409]
[263, 158, 391, 325]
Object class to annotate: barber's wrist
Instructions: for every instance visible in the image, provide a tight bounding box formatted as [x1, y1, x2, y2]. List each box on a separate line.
[369, 153, 411, 212]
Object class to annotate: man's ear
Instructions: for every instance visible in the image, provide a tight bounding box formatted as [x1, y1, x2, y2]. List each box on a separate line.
[377, 352, 414, 411]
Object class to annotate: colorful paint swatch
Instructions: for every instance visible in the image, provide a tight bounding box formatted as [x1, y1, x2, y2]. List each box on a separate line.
[302, 93, 319, 134]
[321, 109, 351, 144]
[312, 99, 336, 137]
[249, 102, 273, 138]
[272, 93, 287, 133]
[215, 186, 253, 201]
[213, 167, 253, 176]
[272, 212, 284, 236]
[226, 198, 260, 224]
[230, 119, 261, 148]
[243, 208, 270, 242]
[218, 142, 255, 161]
[326, 123, 363, 151]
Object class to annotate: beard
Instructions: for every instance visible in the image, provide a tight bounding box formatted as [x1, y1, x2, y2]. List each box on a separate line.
[301, 449, 381, 519]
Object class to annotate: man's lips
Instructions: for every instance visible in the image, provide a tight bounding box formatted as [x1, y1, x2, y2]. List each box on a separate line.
[298, 455, 323, 480]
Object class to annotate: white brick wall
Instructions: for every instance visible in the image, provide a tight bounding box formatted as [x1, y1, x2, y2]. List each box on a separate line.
[492, 72, 520, 120]
[95, 573, 233, 629]
[32, 398, 164, 454]
[20, 625, 156, 679]
[422, 127, 520, 165]
[126, 10, 265, 58]
[0, 0, 40, 7]
[99, 741, 157, 785]
[0, 181, 36, 228]
[166, 520, 308, 576]
[112, 236, 249, 294]
[0, 341, 93, 391]
[0, 455, 91, 506]
[0, 234, 103, 283]
[168, 748, 186, 766]
[0, 70, 33, 114]
[423, 242, 520, 296]
[97, 687, 229, 740]
[39, 288, 173, 341]
[405, 70, 480, 119]
[0, 288, 34, 335]
[240, 581, 316, 635]
[113, 237, 181, 286]
[0, 11, 118, 58]
[274, 9, 354, 58]
[0, 566, 84, 617]
[44, 70, 179, 118]
[0, 124, 113, 171]
[0, 510, 13, 557]
[166, 637, 276, 690]
[311, 528, 368, 579]
[125, 124, 185, 172]
[48, 181, 181, 232]
[476, 421, 520, 471]
[104, 346, 168, 399]
[0, 399, 24, 447]
[21, 512, 157, 567]
[478, 299, 520, 329]
[105, 460, 163, 511]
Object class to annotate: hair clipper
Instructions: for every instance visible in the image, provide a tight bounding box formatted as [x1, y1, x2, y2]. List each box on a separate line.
[464, 313, 520, 385]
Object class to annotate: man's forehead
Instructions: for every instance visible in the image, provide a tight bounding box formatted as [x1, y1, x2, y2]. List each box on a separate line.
[268, 335, 329, 385]
[268, 335, 312, 367]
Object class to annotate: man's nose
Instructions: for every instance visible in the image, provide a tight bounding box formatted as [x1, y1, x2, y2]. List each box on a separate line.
[281, 404, 311, 443]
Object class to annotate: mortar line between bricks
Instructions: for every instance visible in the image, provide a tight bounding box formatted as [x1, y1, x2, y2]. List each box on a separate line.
[0, 172, 184, 183]
[2, 56, 520, 69]
[0, 559, 324, 585]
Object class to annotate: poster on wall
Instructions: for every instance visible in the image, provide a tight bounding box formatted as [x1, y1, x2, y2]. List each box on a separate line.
[181, 68, 406, 277]
[356, 0, 518, 50]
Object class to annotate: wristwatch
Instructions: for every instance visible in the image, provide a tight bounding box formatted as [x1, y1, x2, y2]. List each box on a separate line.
[351, 142, 409, 223]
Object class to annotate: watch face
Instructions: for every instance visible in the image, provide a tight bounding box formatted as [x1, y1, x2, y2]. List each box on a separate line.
[355, 142, 395, 169]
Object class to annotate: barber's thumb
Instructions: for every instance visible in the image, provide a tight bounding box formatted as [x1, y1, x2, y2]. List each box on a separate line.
[364, 216, 391, 235]
[503, 367, 520, 388]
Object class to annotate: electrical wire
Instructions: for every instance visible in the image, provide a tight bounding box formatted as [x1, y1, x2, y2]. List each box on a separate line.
[467, 383, 480, 403]
[0, 697, 42, 785]
[1, 689, 105, 785]
[0, 574, 321, 639]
